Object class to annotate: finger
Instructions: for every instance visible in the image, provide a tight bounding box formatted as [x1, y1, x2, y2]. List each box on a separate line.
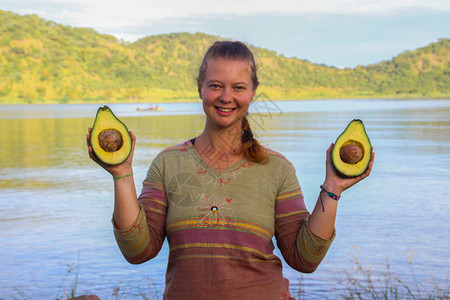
[325, 143, 333, 164]
[327, 143, 334, 154]
[366, 151, 375, 170]
[127, 131, 136, 162]
[130, 131, 136, 150]
[88, 147, 97, 162]
[88, 147, 106, 168]
[86, 142, 97, 163]
[87, 145, 95, 159]
[358, 154, 375, 179]
[86, 127, 93, 147]
[365, 152, 375, 175]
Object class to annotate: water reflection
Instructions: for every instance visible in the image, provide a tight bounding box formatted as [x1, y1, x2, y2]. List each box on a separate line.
[2, 108, 446, 171]
[0, 100, 449, 299]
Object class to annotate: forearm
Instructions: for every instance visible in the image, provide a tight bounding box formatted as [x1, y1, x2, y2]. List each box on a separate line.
[112, 173, 140, 230]
[308, 191, 338, 240]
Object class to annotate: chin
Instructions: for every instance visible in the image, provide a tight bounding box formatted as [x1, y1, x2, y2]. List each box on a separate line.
[208, 116, 242, 130]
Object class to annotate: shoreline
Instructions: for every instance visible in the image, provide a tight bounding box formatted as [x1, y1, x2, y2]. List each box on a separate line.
[1, 95, 449, 105]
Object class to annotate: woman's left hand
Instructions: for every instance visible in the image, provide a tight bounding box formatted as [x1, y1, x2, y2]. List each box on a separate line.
[322, 143, 375, 195]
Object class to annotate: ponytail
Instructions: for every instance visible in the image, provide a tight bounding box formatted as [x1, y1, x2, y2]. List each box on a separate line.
[238, 115, 269, 164]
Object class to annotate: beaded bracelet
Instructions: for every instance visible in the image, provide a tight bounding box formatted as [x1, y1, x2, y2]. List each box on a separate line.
[320, 185, 340, 201]
[113, 172, 134, 181]
[319, 185, 341, 212]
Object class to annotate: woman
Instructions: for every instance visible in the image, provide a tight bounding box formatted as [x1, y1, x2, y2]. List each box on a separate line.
[87, 41, 374, 299]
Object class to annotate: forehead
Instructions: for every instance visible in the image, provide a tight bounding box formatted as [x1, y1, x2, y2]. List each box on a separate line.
[204, 58, 252, 81]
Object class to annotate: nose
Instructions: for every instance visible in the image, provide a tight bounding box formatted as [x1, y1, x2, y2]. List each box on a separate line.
[220, 88, 232, 103]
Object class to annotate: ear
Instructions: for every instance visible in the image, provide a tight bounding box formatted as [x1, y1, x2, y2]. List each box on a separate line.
[250, 89, 256, 102]
[198, 86, 203, 100]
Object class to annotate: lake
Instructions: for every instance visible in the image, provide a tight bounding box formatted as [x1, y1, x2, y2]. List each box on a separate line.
[0, 99, 449, 299]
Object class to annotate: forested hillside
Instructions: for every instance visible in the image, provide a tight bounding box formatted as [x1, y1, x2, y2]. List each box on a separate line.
[0, 10, 448, 104]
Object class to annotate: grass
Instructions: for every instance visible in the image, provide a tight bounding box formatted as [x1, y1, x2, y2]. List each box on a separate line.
[56, 252, 80, 300]
[109, 278, 161, 300]
[17, 253, 450, 300]
[333, 251, 449, 300]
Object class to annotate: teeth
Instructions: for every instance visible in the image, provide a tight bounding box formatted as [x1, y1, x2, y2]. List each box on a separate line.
[217, 107, 233, 112]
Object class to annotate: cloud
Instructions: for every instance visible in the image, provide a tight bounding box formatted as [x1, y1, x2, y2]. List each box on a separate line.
[6, 0, 450, 32]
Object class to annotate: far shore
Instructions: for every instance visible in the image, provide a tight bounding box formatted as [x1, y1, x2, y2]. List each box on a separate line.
[1, 95, 448, 105]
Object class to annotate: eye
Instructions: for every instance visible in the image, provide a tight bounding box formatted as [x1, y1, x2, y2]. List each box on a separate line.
[208, 83, 221, 90]
[234, 85, 246, 91]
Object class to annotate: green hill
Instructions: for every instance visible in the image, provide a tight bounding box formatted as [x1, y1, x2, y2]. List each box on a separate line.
[0, 10, 448, 104]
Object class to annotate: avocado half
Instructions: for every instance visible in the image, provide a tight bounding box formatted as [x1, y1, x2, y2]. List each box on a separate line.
[90, 106, 132, 165]
[331, 119, 372, 178]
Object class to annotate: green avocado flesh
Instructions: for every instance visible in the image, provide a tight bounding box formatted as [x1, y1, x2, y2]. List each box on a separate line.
[331, 119, 372, 178]
[90, 106, 131, 165]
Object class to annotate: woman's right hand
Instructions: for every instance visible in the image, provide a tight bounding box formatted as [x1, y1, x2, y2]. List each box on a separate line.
[322, 143, 375, 196]
[86, 127, 136, 178]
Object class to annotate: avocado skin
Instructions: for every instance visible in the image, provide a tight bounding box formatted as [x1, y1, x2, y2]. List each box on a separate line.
[331, 119, 372, 178]
[90, 106, 132, 165]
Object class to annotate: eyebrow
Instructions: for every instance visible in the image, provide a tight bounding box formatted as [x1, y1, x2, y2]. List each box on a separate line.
[206, 80, 249, 85]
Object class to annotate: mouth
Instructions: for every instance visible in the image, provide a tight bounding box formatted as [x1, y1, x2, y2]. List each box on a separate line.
[215, 107, 235, 113]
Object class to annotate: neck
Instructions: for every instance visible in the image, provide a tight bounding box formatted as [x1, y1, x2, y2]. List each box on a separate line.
[198, 124, 242, 154]
[193, 121, 247, 171]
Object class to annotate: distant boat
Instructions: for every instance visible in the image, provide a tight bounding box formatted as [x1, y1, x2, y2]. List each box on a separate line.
[136, 105, 164, 111]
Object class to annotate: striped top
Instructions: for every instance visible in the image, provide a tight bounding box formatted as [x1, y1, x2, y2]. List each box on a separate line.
[113, 140, 335, 299]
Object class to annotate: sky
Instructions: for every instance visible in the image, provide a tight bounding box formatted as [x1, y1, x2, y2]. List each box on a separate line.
[1, 0, 449, 68]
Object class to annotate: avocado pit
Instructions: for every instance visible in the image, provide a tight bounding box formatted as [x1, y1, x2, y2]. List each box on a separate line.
[340, 141, 364, 164]
[98, 129, 123, 152]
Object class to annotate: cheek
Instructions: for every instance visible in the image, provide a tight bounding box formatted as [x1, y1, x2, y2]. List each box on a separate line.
[237, 93, 253, 107]
[200, 88, 214, 101]
[201, 93, 215, 114]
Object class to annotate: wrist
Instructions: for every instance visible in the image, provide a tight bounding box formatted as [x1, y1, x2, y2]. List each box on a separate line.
[318, 184, 340, 213]
[113, 172, 134, 181]
[321, 182, 343, 196]
[320, 185, 340, 200]
[112, 170, 134, 181]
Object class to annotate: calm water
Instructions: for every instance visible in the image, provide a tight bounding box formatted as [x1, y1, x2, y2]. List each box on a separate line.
[0, 99, 449, 299]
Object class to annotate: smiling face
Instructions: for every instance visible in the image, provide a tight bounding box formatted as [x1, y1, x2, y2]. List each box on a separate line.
[198, 58, 256, 131]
